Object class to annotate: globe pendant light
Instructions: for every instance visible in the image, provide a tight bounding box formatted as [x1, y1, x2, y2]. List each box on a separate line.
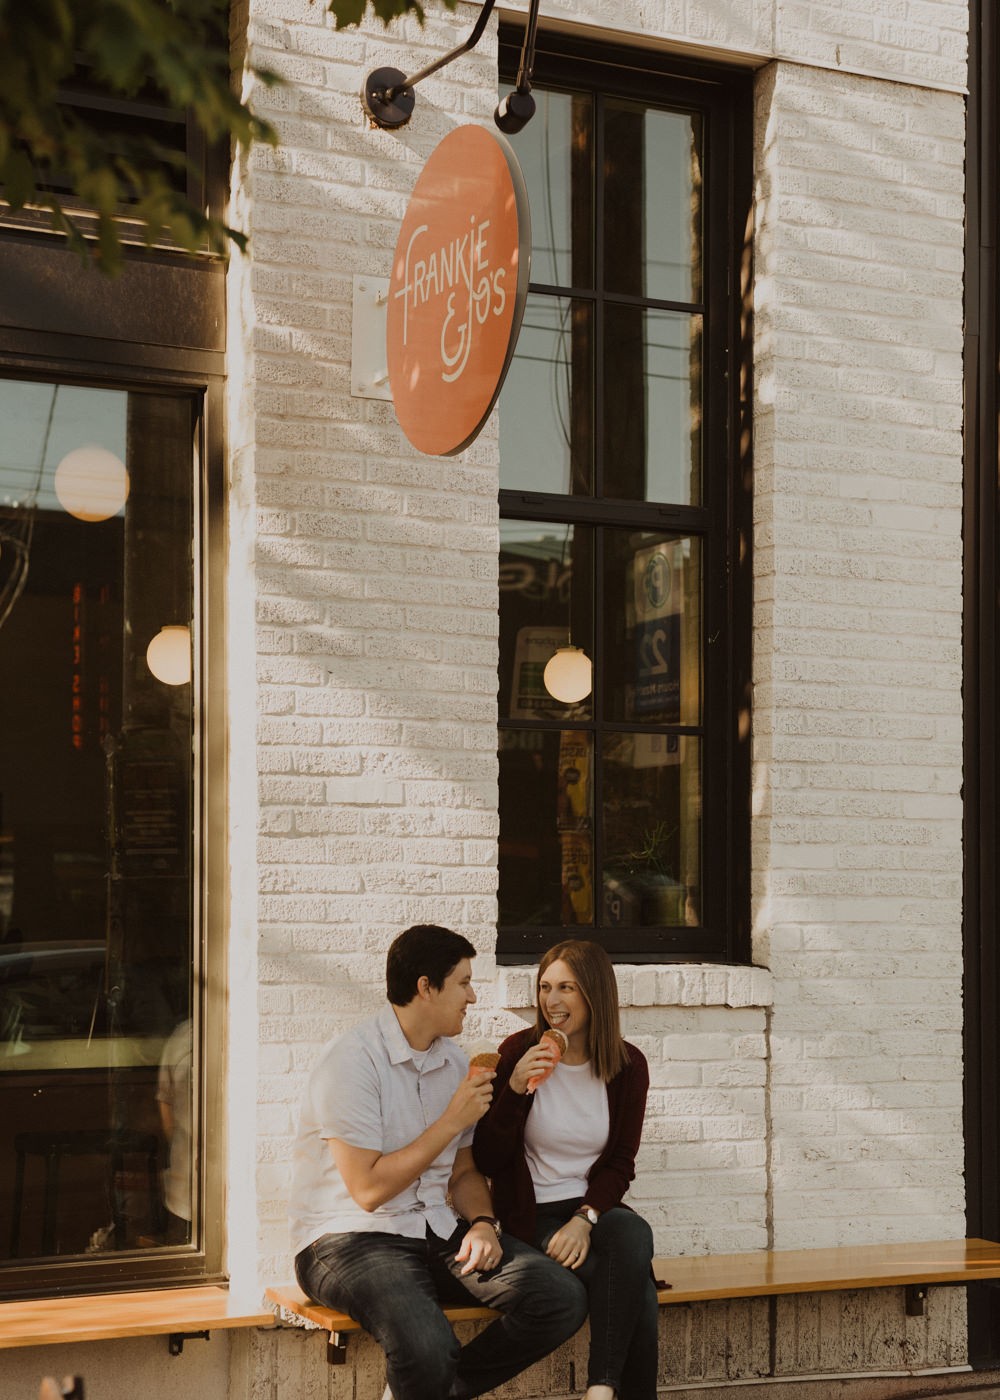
[54, 445, 129, 522]
[543, 645, 592, 704]
[146, 625, 191, 686]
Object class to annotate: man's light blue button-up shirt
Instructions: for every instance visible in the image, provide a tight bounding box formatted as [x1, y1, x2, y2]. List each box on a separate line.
[289, 1003, 472, 1257]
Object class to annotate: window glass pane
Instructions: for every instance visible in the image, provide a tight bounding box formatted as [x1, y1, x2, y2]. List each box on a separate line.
[604, 102, 702, 305]
[499, 728, 594, 927]
[501, 294, 593, 495]
[601, 733, 701, 928]
[603, 306, 702, 504]
[0, 378, 196, 1262]
[499, 520, 593, 721]
[502, 86, 593, 288]
[603, 532, 702, 725]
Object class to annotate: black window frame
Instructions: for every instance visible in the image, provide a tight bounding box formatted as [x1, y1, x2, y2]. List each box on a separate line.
[497, 28, 754, 964]
[0, 236, 227, 1300]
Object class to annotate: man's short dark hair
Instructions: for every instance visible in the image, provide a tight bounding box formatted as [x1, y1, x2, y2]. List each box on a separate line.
[386, 924, 477, 1006]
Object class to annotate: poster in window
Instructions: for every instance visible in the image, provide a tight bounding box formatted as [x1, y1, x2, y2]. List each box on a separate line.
[632, 541, 682, 720]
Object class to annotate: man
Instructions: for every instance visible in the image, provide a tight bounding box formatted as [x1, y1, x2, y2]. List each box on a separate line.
[289, 924, 587, 1400]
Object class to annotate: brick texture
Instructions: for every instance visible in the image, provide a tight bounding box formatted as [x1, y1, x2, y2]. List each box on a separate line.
[752, 60, 965, 1248]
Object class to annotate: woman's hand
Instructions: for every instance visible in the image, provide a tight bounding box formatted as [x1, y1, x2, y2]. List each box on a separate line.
[509, 1042, 558, 1095]
[545, 1214, 592, 1270]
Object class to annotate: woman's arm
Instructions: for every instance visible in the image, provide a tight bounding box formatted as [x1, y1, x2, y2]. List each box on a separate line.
[581, 1044, 650, 1215]
[471, 1030, 534, 1175]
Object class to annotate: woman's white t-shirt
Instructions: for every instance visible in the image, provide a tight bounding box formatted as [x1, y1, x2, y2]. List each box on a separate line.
[523, 1059, 610, 1202]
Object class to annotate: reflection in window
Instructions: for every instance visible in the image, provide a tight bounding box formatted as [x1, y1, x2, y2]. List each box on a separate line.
[500, 296, 593, 496]
[0, 378, 196, 1262]
[499, 729, 594, 927]
[499, 523, 701, 935]
[602, 733, 700, 928]
[498, 37, 747, 958]
[603, 308, 702, 505]
[604, 102, 702, 305]
[499, 521, 593, 721]
[500, 86, 593, 289]
[604, 534, 702, 726]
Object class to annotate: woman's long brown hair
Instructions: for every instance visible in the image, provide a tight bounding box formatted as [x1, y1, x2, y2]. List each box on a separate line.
[534, 939, 629, 1083]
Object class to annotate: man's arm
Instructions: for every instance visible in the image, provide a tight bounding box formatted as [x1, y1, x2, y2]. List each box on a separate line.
[328, 1074, 494, 1213]
[449, 1146, 503, 1276]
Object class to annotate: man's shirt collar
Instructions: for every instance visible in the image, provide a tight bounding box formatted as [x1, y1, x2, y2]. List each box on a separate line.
[378, 1002, 448, 1070]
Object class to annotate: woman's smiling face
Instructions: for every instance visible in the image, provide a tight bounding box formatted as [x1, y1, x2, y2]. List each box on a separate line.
[538, 958, 590, 1053]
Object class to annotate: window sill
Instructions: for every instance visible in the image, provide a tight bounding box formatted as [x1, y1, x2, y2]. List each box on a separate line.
[497, 963, 773, 1013]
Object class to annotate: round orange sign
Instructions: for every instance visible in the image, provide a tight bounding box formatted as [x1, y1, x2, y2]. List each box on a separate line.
[387, 124, 531, 457]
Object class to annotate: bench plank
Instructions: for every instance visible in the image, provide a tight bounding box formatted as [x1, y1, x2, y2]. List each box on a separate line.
[0, 1285, 275, 1350]
[652, 1238, 1000, 1303]
[266, 1238, 1000, 1337]
[266, 1283, 493, 1332]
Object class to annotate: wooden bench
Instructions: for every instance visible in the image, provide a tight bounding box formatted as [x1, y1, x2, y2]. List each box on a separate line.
[0, 1285, 275, 1355]
[267, 1237, 1000, 1364]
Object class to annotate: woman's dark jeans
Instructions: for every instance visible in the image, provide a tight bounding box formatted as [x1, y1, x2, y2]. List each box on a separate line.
[295, 1221, 587, 1400]
[535, 1199, 658, 1400]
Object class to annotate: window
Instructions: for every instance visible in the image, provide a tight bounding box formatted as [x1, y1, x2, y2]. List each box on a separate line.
[497, 32, 752, 962]
[0, 375, 216, 1293]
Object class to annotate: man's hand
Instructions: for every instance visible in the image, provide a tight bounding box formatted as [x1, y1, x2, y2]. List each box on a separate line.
[455, 1221, 503, 1276]
[444, 1070, 495, 1132]
[545, 1214, 592, 1270]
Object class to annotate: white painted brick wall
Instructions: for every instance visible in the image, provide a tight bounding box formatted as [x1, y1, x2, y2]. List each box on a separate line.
[232, 0, 506, 1280]
[500, 0, 968, 88]
[229, 0, 968, 1308]
[752, 60, 965, 1248]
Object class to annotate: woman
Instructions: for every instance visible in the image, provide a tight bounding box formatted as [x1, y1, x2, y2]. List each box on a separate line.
[473, 940, 657, 1400]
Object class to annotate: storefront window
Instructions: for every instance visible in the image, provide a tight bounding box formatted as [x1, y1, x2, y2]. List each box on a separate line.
[497, 34, 751, 961]
[0, 377, 198, 1265]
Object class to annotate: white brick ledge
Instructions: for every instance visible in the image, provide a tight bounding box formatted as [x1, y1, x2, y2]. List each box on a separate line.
[497, 964, 773, 1012]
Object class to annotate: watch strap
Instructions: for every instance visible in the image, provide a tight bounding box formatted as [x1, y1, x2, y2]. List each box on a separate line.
[470, 1214, 503, 1241]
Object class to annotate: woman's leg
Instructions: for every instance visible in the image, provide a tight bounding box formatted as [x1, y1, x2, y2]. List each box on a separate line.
[581, 1208, 657, 1400]
[537, 1203, 658, 1400]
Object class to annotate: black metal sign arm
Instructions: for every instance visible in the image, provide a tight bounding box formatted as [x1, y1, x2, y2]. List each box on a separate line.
[362, 0, 541, 133]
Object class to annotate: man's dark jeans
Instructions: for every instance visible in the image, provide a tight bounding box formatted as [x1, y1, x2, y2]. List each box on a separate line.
[295, 1221, 587, 1400]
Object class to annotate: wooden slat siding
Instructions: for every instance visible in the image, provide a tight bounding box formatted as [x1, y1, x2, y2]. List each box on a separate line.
[0, 1286, 275, 1349]
[267, 1239, 1000, 1335]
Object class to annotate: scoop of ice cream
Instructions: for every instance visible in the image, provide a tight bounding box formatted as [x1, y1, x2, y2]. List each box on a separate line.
[467, 1051, 501, 1079]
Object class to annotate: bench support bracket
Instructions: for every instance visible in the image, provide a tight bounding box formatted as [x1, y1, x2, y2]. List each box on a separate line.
[905, 1285, 928, 1317]
[169, 1330, 211, 1356]
[327, 1331, 347, 1364]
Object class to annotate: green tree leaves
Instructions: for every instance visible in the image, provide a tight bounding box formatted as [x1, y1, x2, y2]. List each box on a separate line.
[0, 0, 277, 273]
[0, 0, 452, 274]
[326, 0, 457, 28]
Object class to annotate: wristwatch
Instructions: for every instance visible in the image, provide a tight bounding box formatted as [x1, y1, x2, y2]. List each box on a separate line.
[470, 1214, 503, 1243]
[574, 1206, 599, 1227]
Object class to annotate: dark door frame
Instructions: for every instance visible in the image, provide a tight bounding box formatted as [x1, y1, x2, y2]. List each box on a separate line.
[964, 0, 1000, 1369]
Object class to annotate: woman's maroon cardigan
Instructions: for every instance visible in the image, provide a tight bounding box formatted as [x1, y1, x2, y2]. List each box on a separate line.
[472, 1025, 650, 1244]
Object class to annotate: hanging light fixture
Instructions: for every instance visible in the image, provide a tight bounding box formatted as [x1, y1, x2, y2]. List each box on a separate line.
[543, 644, 592, 704]
[54, 445, 129, 522]
[146, 625, 191, 686]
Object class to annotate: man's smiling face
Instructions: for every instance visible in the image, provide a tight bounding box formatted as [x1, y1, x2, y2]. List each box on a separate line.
[426, 957, 476, 1038]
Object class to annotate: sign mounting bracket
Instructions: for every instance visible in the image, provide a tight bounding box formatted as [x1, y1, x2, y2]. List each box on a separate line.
[361, 0, 542, 133]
